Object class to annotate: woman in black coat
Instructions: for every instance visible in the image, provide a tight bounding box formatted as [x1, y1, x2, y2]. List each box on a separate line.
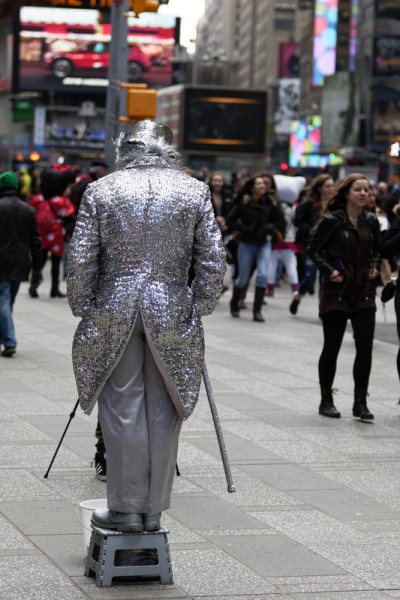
[381, 203, 400, 397]
[308, 173, 381, 420]
[227, 175, 285, 322]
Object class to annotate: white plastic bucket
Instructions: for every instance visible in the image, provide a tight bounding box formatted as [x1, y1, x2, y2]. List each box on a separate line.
[76, 498, 107, 554]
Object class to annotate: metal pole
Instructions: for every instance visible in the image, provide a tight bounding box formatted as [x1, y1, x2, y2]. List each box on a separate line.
[105, 0, 129, 169]
[202, 364, 236, 493]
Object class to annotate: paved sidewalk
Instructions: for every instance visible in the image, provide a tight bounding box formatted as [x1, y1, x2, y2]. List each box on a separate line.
[1, 273, 400, 600]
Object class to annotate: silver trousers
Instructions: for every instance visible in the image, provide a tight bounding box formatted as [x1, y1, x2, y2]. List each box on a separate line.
[98, 313, 182, 514]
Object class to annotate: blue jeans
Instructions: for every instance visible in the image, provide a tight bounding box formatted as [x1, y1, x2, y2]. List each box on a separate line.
[235, 241, 271, 289]
[299, 244, 317, 296]
[0, 280, 19, 348]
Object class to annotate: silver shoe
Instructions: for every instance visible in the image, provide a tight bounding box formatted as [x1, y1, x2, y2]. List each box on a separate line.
[143, 512, 161, 532]
[91, 509, 143, 532]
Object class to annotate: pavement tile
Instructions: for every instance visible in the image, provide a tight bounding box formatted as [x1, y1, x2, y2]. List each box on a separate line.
[240, 463, 345, 491]
[0, 442, 89, 470]
[75, 580, 187, 598]
[0, 555, 88, 599]
[167, 496, 270, 531]
[308, 540, 400, 589]
[1, 500, 82, 535]
[249, 509, 369, 545]
[29, 533, 88, 575]
[177, 440, 223, 471]
[288, 592, 391, 599]
[192, 597, 291, 600]
[172, 547, 278, 596]
[206, 533, 346, 578]
[290, 489, 400, 521]
[0, 419, 52, 442]
[267, 575, 373, 593]
[0, 469, 61, 501]
[0, 393, 68, 415]
[0, 515, 35, 550]
[43, 473, 107, 504]
[186, 473, 303, 507]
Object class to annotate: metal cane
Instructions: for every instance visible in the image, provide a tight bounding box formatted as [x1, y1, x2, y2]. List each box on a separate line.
[44, 398, 80, 479]
[202, 364, 236, 493]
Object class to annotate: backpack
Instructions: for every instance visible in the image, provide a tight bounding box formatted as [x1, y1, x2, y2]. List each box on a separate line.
[37, 198, 57, 235]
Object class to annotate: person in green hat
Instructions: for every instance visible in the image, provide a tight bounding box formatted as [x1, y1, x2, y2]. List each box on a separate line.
[0, 171, 42, 356]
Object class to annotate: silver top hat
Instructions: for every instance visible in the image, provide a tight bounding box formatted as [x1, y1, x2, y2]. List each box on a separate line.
[121, 120, 173, 145]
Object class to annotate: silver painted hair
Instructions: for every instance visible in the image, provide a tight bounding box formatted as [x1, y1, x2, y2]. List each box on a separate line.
[114, 130, 182, 170]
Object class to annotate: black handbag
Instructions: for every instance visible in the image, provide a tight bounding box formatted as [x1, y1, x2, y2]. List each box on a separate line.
[381, 278, 398, 303]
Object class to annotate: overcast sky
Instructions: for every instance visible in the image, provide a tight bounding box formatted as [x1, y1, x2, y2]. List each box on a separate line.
[159, 0, 205, 52]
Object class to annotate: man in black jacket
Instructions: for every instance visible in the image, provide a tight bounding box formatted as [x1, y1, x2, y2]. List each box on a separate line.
[0, 171, 42, 357]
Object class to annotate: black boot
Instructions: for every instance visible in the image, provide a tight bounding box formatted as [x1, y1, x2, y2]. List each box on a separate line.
[50, 289, 66, 298]
[353, 388, 374, 420]
[253, 287, 266, 322]
[230, 286, 243, 317]
[319, 387, 341, 418]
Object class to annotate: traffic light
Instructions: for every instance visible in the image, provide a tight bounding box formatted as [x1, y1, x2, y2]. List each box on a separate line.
[131, 0, 169, 17]
[119, 83, 157, 122]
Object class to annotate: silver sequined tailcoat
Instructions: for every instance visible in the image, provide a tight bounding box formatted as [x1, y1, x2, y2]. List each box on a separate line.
[67, 155, 226, 418]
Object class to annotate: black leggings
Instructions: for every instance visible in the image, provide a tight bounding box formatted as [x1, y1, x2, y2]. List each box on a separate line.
[395, 291, 400, 382]
[42, 250, 62, 289]
[319, 309, 375, 390]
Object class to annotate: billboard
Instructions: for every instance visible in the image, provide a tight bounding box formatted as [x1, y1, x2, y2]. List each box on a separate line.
[372, 84, 400, 150]
[182, 88, 267, 154]
[278, 43, 300, 78]
[312, 0, 339, 87]
[289, 115, 322, 167]
[274, 79, 300, 135]
[374, 37, 400, 75]
[321, 72, 360, 150]
[13, 7, 178, 93]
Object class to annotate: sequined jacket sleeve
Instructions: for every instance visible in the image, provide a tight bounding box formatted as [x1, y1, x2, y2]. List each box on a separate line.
[67, 186, 100, 317]
[191, 187, 227, 316]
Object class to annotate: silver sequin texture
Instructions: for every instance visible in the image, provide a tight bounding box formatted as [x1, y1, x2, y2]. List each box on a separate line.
[67, 151, 226, 418]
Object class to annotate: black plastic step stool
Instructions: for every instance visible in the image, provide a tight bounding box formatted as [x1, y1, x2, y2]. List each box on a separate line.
[84, 526, 173, 587]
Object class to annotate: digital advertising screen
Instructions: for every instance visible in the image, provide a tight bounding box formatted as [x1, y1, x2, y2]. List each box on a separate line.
[312, 0, 339, 87]
[278, 42, 300, 78]
[373, 37, 400, 75]
[182, 88, 267, 154]
[13, 6, 178, 94]
[289, 115, 322, 167]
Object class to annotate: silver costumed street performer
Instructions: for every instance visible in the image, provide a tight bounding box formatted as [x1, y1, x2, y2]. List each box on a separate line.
[67, 120, 227, 533]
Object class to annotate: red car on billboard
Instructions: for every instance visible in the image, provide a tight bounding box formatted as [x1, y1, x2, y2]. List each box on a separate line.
[44, 41, 152, 81]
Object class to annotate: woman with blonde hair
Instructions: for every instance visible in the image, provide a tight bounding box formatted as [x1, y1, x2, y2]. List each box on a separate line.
[308, 173, 381, 420]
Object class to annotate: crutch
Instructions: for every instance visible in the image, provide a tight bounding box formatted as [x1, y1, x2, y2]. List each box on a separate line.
[202, 364, 236, 493]
[44, 398, 80, 478]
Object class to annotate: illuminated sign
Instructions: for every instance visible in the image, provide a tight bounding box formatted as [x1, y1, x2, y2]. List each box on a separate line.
[289, 115, 322, 167]
[312, 0, 338, 87]
[182, 88, 267, 154]
[13, 6, 178, 93]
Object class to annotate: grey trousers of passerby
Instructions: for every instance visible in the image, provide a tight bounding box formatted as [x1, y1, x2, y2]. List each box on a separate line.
[98, 312, 182, 515]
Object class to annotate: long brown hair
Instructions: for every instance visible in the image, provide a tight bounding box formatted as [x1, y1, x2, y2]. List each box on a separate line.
[305, 173, 333, 200]
[325, 173, 369, 213]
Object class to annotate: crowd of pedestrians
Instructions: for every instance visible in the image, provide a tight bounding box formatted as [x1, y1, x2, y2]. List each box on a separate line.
[2, 155, 400, 445]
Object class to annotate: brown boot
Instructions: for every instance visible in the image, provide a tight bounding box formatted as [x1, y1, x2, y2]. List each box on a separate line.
[253, 287, 266, 322]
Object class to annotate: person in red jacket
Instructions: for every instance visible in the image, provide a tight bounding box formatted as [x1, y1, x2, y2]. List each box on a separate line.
[30, 169, 75, 298]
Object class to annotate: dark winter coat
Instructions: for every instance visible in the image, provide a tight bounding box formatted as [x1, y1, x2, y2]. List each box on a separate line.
[294, 195, 321, 244]
[381, 215, 400, 265]
[226, 195, 285, 246]
[0, 188, 42, 281]
[308, 209, 381, 315]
